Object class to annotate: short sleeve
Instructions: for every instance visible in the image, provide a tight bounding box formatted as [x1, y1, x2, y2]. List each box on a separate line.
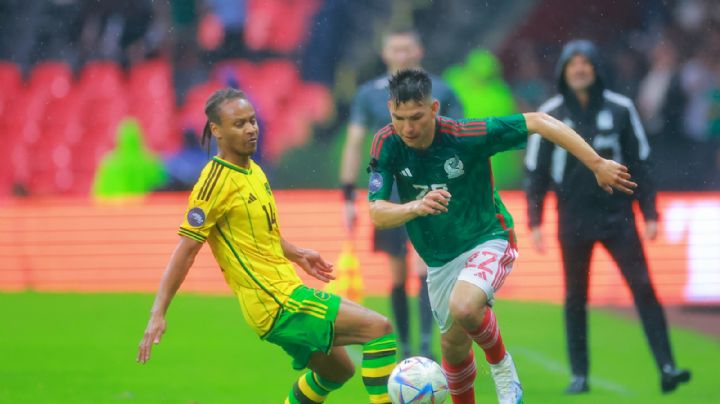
[367, 128, 396, 202]
[178, 164, 229, 242]
[483, 114, 528, 156]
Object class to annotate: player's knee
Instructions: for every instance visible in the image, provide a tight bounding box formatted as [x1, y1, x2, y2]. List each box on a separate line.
[336, 360, 355, 382]
[449, 297, 485, 326]
[368, 314, 393, 339]
[377, 315, 394, 336]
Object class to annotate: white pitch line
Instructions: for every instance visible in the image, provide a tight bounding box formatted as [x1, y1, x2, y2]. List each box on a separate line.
[512, 346, 634, 396]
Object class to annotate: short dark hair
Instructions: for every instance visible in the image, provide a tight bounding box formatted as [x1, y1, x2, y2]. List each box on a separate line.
[202, 88, 247, 148]
[388, 68, 432, 106]
[382, 28, 422, 47]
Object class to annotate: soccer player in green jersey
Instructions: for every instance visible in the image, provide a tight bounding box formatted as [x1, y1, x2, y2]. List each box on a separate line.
[367, 69, 636, 404]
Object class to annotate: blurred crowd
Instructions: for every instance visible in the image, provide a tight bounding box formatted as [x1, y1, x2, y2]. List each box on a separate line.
[499, 0, 720, 190]
[0, 0, 718, 195]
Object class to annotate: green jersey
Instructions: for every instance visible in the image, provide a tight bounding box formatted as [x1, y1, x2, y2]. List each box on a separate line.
[368, 115, 528, 266]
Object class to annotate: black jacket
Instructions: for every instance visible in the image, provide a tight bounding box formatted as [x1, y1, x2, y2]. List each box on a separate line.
[524, 40, 658, 240]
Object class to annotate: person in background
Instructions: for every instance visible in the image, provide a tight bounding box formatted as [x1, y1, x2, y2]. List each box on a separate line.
[92, 118, 167, 198]
[524, 39, 691, 394]
[339, 28, 463, 360]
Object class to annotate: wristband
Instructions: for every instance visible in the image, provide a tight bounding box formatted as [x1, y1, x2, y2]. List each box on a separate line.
[341, 183, 356, 201]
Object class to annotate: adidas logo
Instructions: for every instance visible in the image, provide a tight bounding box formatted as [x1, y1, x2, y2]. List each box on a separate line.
[247, 193, 257, 203]
[400, 168, 412, 177]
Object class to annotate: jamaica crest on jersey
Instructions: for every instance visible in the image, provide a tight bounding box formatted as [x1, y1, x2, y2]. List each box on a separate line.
[444, 155, 465, 179]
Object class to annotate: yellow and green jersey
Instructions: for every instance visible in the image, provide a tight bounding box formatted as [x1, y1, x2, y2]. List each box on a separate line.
[178, 156, 302, 336]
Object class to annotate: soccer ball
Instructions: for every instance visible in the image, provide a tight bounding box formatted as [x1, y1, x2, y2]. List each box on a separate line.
[388, 356, 449, 404]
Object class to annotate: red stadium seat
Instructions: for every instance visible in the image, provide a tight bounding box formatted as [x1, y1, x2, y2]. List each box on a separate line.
[4, 92, 46, 146]
[42, 91, 84, 145]
[129, 58, 174, 100]
[257, 60, 299, 95]
[246, 0, 320, 52]
[28, 61, 73, 100]
[0, 61, 21, 91]
[79, 61, 125, 98]
[245, 0, 280, 51]
[82, 96, 129, 149]
[269, 0, 320, 52]
[25, 144, 74, 195]
[127, 59, 178, 154]
[294, 83, 334, 122]
[0, 62, 22, 117]
[180, 81, 224, 134]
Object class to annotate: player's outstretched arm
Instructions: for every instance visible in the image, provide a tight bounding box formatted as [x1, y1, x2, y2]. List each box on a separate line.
[281, 238, 336, 283]
[524, 112, 637, 195]
[137, 236, 203, 364]
[369, 189, 451, 229]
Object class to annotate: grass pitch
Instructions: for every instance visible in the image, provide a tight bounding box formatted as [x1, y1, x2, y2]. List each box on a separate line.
[1, 292, 717, 403]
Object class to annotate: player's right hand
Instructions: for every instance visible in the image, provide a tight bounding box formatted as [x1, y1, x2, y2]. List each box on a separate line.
[137, 314, 167, 364]
[530, 226, 546, 253]
[593, 159, 637, 195]
[413, 189, 451, 217]
[343, 201, 357, 231]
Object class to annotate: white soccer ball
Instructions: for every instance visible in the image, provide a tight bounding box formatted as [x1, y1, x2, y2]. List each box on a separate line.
[388, 356, 449, 404]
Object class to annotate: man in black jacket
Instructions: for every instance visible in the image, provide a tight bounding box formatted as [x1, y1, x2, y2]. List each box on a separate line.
[524, 40, 690, 394]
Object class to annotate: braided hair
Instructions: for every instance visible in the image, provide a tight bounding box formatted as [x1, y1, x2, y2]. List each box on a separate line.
[201, 88, 248, 151]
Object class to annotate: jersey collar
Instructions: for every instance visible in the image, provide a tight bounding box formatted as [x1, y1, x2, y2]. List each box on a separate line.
[213, 156, 252, 174]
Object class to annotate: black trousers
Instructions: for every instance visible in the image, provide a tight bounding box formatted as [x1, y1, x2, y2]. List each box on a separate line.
[560, 224, 675, 377]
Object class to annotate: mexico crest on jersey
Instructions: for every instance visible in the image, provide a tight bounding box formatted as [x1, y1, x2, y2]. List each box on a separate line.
[444, 155, 464, 179]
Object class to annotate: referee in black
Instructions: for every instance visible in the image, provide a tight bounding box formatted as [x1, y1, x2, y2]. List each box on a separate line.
[524, 40, 690, 394]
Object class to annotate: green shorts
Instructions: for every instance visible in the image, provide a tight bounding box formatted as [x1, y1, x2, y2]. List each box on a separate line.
[264, 285, 342, 370]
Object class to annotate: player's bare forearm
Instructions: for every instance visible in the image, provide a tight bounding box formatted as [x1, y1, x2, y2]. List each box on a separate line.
[150, 236, 202, 316]
[369, 200, 417, 229]
[524, 112, 603, 171]
[370, 189, 451, 228]
[281, 238, 304, 262]
[281, 237, 335, 282]
[340, 124, 366, 184]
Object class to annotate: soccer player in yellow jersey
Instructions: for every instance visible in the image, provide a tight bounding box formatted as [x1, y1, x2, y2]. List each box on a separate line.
[137, 88, 397, 404]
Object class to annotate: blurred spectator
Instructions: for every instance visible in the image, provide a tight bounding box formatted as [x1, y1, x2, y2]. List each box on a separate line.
[300, 0, 389, 86]
[77, 0, 159, 66]
[511, 42, 550, 112]
[92, 118, 167, 198]
[173, 40, 209, 106]
[204, 0, 247, 59]
[637, 39, 688, 189]
[163, 130, 210, 191]
[443, 49, 516, 121]
[611, 47, 646, 99]
[679, 39, 718, 188]
[0, 0, 82, 70]
[443, 49, 522, 188]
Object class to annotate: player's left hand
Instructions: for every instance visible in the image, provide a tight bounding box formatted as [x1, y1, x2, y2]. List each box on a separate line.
[137, 314, 167, 364]
[593, 159, 637, 195]
[295, 249, 336, 283]
[645, 220, 658, 241]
